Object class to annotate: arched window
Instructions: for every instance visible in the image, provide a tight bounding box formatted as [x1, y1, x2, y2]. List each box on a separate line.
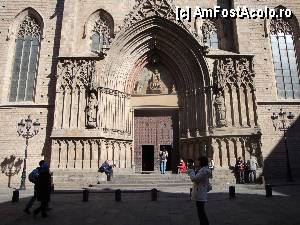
[9, 15, 41, 102]
[202, 20, 219, 49]
[91, 18, 111, 53]
[270, 18, 300, 99]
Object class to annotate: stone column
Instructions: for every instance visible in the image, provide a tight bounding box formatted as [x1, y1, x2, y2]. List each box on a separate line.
[75, 140, 83, 169]
[54, 90, 64, 129]
[211, 139, 220, 167]
[61, 140, 68, 169]
[78, 87, 86, 128]
[92, 140, 99, 169]
[70, 89, 78, 128]
[120, 141, 125, 168]
[51, 140, 60, 169]
[221, 139, 228, 167]
[83, 140, 90, 169]
[224, 86, 232, 126]
[68, 140, 75, 169]
[228, 139, 236, 167]
[239, 86, 248, 127]
[231, 86, 239, 127]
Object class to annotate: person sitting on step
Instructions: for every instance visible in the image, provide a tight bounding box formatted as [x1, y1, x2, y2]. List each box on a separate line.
[177, 159, 187, 174]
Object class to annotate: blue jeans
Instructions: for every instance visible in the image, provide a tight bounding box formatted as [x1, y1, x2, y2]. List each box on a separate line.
[160, 161, 166, 174]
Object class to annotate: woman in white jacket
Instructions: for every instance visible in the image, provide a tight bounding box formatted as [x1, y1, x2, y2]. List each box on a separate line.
[188, 156, 212, 225]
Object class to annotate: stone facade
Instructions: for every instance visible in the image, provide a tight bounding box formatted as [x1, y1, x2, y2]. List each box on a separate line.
[0, 0, 300, 187]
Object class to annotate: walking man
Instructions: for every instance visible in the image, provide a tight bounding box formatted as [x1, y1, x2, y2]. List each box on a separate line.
[23, 160, 45, 214]
[33, 163, 52, 218]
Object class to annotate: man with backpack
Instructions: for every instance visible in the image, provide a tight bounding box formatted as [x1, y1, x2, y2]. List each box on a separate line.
[99, 160, 114, 181]
[33, 163, 52, 218]
[23, 160, 45, 214]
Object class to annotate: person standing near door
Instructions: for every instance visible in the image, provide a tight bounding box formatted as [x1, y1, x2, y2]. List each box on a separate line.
[159, 148, 168, 174]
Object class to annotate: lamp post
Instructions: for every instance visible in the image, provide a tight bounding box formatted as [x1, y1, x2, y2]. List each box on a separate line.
[17, 115, 40, 190]
[271, 109, 294, 182]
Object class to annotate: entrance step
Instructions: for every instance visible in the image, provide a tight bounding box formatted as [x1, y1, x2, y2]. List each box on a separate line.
[52, 168, 237, 189]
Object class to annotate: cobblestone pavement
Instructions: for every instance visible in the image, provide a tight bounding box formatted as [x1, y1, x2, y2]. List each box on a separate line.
[0, 184, 299, 225]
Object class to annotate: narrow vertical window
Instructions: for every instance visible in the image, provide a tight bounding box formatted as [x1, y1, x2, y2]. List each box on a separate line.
[91, 18, 110, 54]
[202, 20, 219, 49]
[9, 16, 41, 102]
[270, 18, 300, 99]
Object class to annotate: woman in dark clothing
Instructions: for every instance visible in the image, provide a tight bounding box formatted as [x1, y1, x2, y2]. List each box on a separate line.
[33, 163, 51, 218]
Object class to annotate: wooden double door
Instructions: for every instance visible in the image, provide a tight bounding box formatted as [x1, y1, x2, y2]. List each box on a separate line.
[134, 110, 179, 172]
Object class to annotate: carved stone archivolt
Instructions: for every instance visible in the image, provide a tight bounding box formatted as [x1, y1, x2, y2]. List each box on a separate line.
[122, 0, 189, 32]
[17, 16, 41, 38]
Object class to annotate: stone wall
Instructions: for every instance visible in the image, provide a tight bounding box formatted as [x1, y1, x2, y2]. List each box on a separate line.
[0, 0, 300, 188]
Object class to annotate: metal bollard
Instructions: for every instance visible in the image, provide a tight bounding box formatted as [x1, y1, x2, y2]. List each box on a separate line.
[115, 189, 121, 202]
[229, 186, 235, 199]
[12, 189, 19, 203]
[151, 188, 158, 201]
[83, 189, 89, 202]
[265, 184, 272, 197]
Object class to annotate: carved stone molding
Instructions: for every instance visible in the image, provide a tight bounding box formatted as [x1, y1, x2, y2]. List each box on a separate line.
[123, 0, 189, 31]
[202, 19, 218, 44]
[17, 16, 41, 38]
[57, 58, 96, 90]
[215, 57, 255, 90]
[270, 18, 292, 35]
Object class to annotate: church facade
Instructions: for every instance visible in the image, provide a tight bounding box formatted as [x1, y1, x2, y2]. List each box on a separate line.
[0, 0, 300, 186]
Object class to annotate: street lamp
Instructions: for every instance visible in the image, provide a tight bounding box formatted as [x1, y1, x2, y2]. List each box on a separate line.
[17, 115, 40, 190]
[271, 109, 295, 182]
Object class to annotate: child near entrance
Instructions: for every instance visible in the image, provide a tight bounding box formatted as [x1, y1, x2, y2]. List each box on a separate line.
[159, 148, 168, 174]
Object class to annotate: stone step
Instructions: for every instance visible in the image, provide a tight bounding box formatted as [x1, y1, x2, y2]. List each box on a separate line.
[52, 168, 237, 189]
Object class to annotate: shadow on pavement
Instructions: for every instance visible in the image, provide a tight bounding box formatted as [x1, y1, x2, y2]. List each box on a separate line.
[1, 185, 300, 225]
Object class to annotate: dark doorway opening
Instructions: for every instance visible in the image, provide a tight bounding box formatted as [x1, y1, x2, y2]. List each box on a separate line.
[160, 145, 172, 171]
[142, 145, 154, 171]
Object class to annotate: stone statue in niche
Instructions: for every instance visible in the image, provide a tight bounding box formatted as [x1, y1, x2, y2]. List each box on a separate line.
[86, 92, 98, 128]
[134, 81, 142, 94]
[170, 84, 176, 94]
[147, 69, 162, 94]
[214, 92, 227, 127]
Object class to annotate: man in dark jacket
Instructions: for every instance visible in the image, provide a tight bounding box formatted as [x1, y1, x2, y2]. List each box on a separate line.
[23, 160, 45, 214]
[33, 163, 52, 218]
[99, 160, 114, 181]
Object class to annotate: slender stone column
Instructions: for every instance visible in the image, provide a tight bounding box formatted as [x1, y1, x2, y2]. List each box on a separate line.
[68, 140, 75, 169]
[54, 90, 63, 129]
[224, 86, 232, 126]
[51, 140, 60, 169]
[78, 88, 86, 128]
[231, 86, 239, 127]
[221, 139, 228, 167]
[61, 140, 68, 169]
[92, 140, 99, 169]
[211, 139, 220, 167]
